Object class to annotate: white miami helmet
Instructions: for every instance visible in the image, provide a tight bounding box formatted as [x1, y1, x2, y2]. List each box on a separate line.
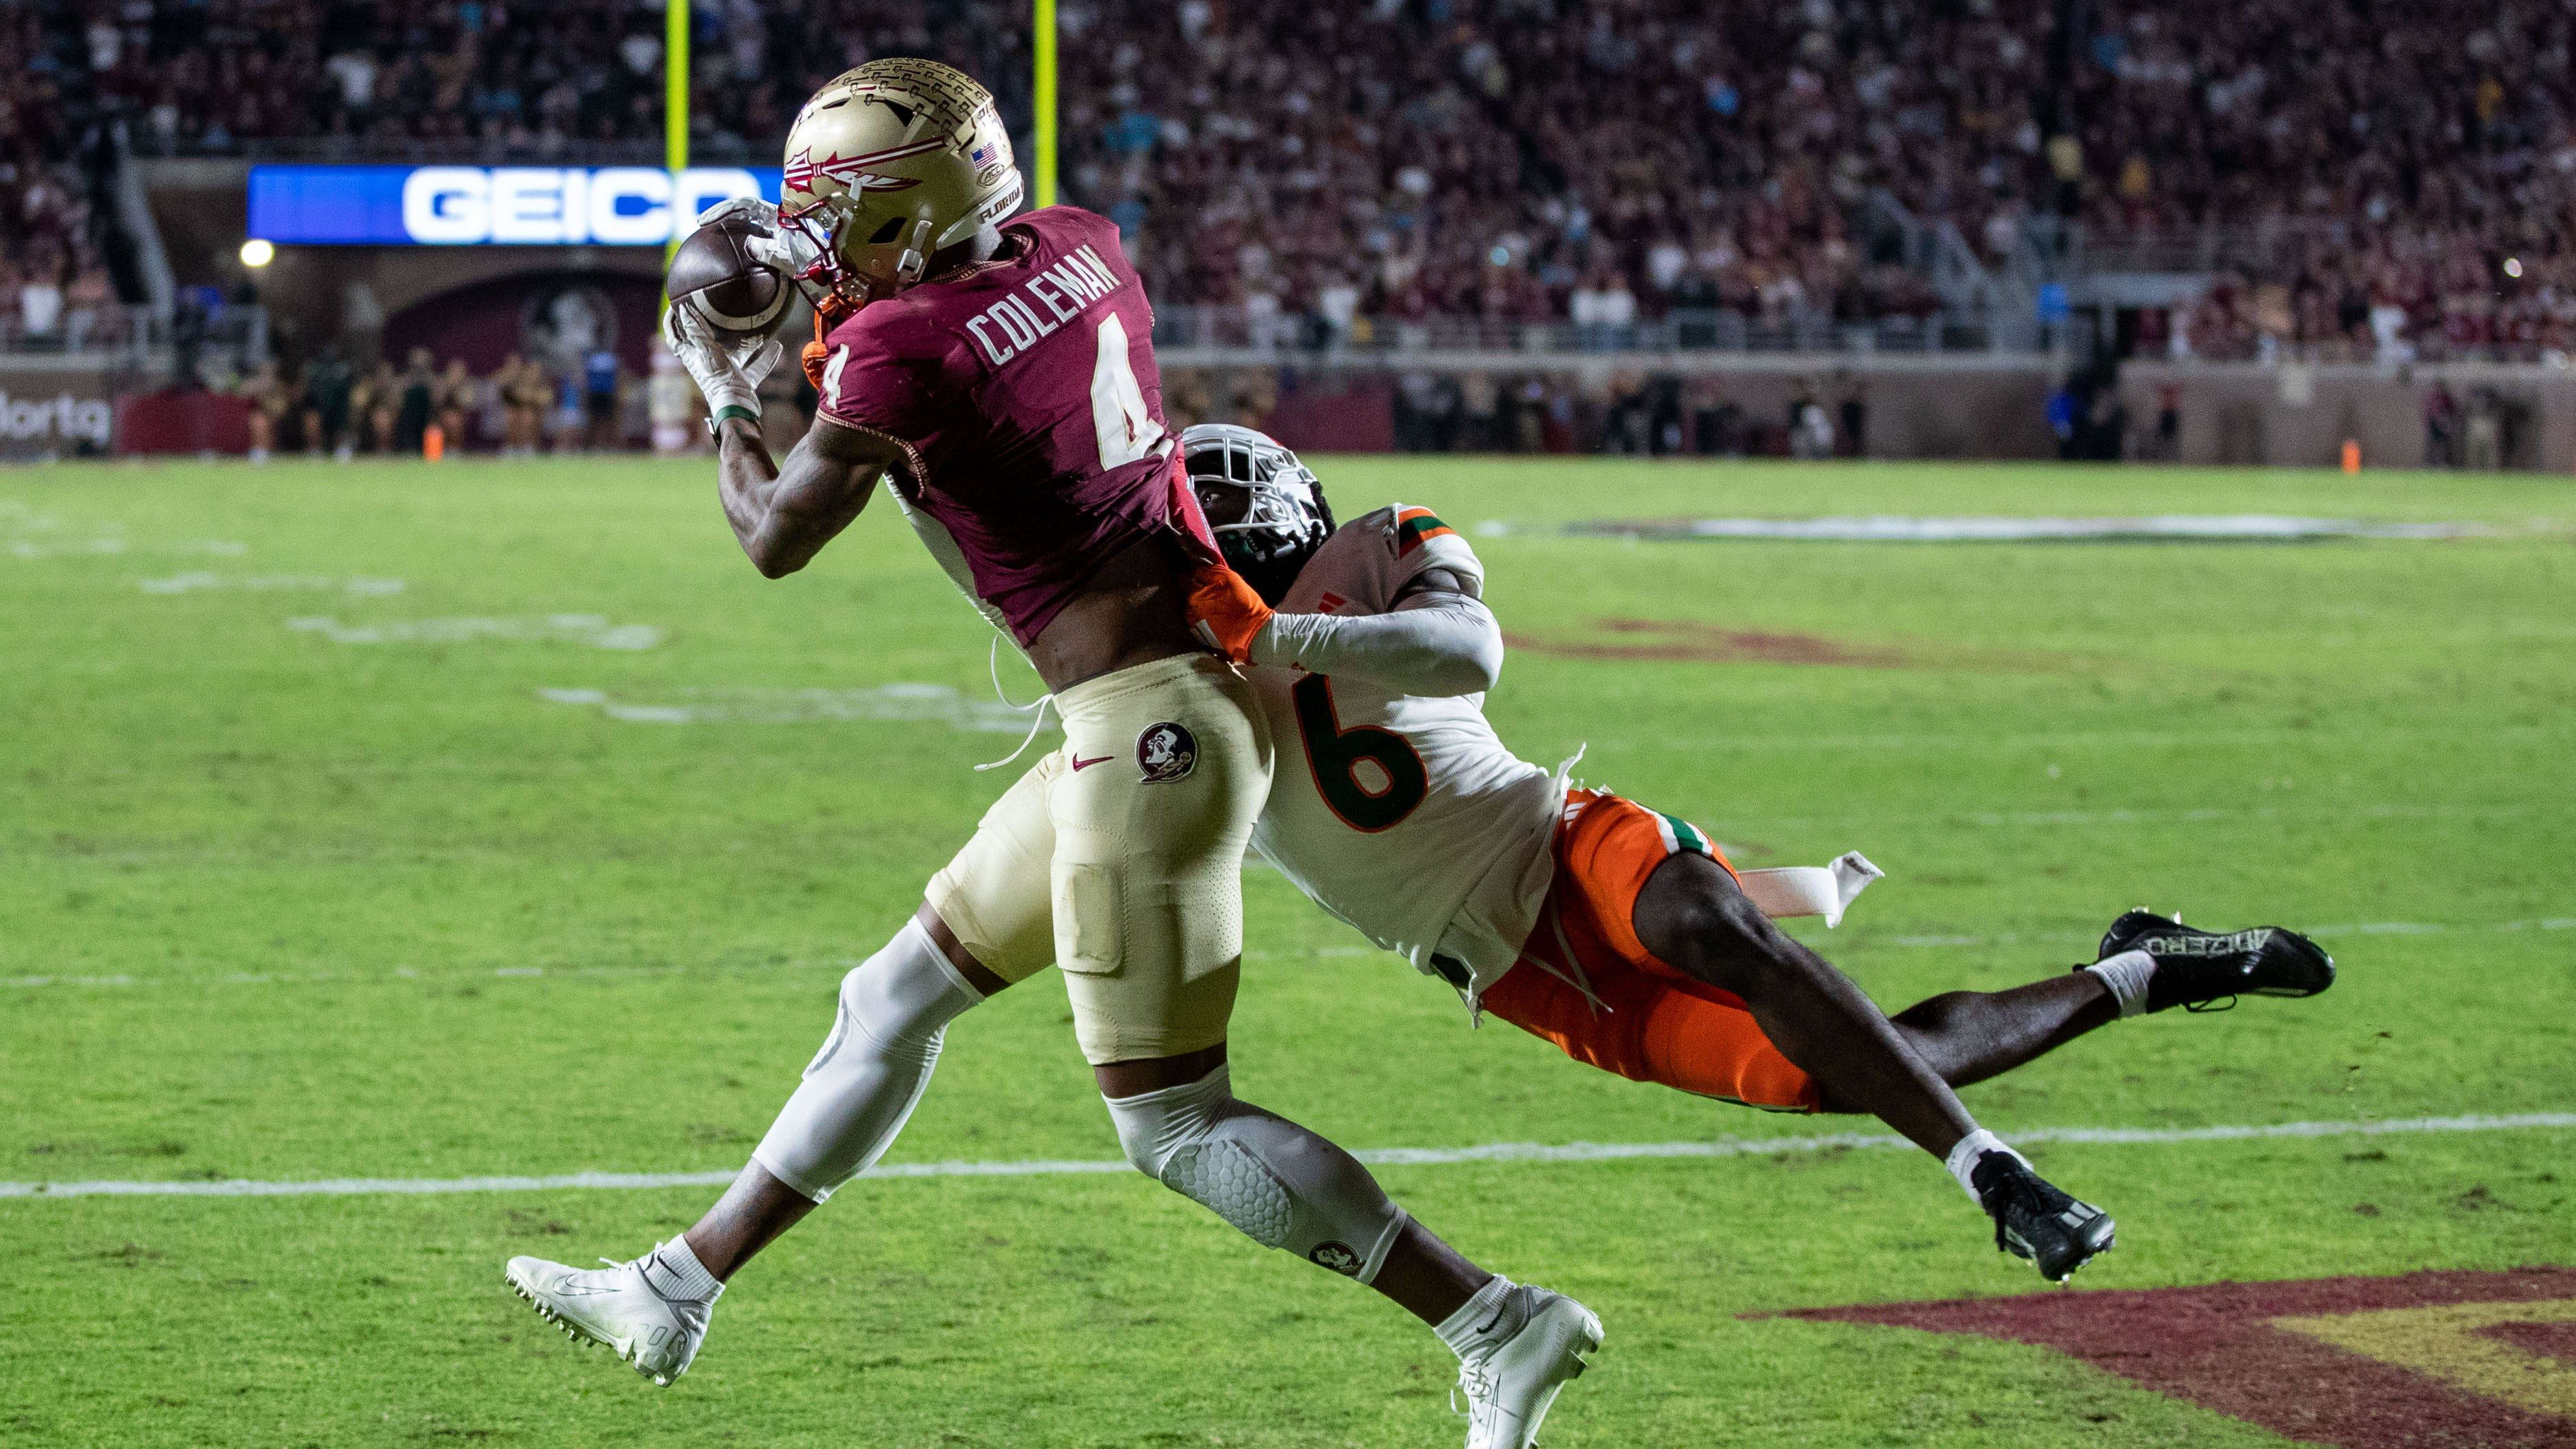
[1181, 423, 1335, 604]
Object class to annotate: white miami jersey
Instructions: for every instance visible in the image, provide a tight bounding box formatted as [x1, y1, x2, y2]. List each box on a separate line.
[1246, 505, 1562, 1002]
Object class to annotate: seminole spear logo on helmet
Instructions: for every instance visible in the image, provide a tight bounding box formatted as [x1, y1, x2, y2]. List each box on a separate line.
[781, 142, 938, 200]
[774, 59, 1023, 315]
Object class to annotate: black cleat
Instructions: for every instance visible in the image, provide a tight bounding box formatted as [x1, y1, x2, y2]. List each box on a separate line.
[1971, 1152, 2115, 1283]
[2094, 909, 2336, 1014]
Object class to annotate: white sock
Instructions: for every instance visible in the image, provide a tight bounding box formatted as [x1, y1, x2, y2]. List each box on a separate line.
[1434, 1275, 1517, 1357]
[640, 1236, 723, 1303]
[1944, 1128, 2030, 1204]
[2084, 949, 2157, 1018]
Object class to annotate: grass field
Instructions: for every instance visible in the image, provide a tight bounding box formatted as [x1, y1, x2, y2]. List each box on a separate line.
[3, 455, 2571, 1448]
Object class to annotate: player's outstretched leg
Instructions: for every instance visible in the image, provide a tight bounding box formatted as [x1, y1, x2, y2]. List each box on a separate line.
[1099, 1048, 1600, 1449]
[1633, 853, 2113, 1281]
[2087, 909, 2335, 1014]
[1879, 909, 2336, 1087]
[505, 904, 999, 1384]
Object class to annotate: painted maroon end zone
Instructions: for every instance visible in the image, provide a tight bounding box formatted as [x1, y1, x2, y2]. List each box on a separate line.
[1772, 1268, 2576, 1448]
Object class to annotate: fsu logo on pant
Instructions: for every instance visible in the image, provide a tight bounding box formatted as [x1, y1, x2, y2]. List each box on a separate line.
[1308, 1242, 1363, 1276]
[1137, 722, 1198, 783]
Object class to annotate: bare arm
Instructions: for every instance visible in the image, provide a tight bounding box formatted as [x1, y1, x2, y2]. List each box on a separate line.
[715, 415, 910, 579]
[1248, 566, 1504, 696]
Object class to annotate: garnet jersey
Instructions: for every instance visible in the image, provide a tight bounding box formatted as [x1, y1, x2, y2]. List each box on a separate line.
[812, 205, 1198, 645]
[1244, 506, 1564, 1001]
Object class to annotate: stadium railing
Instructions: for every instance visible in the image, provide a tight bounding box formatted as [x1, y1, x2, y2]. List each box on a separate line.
[0, 303, 269, 370]
[1149, 306, 2012, 358]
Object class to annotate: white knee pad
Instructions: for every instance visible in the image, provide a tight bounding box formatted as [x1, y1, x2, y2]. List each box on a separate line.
[750, 918, 982, 1203]
[1103, 1066, 1410, 1283]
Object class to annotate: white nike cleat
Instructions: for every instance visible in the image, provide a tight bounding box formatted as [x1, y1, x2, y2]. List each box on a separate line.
[504, 1245, 719, 1387]
[1453, 1284, 1603, 1449]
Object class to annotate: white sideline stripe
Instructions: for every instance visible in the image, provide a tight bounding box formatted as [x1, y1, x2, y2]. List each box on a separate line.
[1, 945, 1380, 993]
[6, 1113, 2570, 1202]
[15, 918, 2566, 992]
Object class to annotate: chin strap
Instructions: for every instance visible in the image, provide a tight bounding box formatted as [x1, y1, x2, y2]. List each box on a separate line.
[801, 296, 859, 389]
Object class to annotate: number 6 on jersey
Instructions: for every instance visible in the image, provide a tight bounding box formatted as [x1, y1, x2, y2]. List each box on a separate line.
[1291, 673, 1429, 832]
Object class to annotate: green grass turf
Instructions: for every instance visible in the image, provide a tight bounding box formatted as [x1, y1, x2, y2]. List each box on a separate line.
[2, 456, 2571, 1446]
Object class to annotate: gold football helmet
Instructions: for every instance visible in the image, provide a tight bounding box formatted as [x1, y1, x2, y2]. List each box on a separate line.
[777, 58, 1024, 312]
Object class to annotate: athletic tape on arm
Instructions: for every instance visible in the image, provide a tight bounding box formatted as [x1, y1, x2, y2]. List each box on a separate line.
[1737, 852, 1883, 928]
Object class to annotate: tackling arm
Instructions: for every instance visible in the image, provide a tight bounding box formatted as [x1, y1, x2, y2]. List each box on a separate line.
[715, 416, 904, 578]
[1248, 567, 1503, 696]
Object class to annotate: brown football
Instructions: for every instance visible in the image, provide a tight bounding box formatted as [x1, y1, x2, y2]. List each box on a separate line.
[666, 214, 789, 338]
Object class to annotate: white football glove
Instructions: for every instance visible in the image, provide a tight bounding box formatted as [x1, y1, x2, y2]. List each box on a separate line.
[662, 301, 781, 434]
[693, 196, 824, 287]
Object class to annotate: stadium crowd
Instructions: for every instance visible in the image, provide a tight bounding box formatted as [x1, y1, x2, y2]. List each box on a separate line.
[1, 8, 121, 349]
[218, 345, 675, 460]
[9, 0, 2570, 363]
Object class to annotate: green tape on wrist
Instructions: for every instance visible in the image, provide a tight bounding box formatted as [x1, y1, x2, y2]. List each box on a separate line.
[711, 404, 760, 428]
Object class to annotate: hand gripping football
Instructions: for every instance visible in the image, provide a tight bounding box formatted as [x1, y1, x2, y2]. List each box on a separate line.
[666, 214, 790, 340]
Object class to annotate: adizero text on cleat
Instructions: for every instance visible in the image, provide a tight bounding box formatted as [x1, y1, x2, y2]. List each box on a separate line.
[1970, 1152, 2115, 1284]
[2096, 909, 2336, 1014]
[1453, 1284, 1603, 1449]
[504, 1248, 718, 1386]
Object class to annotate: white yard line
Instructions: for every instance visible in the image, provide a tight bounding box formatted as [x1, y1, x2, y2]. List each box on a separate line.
[1877, 917, 2576, 949]
[6, 1113, 2569, 1201]
[3, 946, 1380, 993]
[8, 918, 2562, 993]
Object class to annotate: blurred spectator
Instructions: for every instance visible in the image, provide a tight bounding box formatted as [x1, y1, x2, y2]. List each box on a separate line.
[2424, 382, 2460, 469]
[500, 355, 547, 455]
[584, 345, 622, 449]
[393, 347, 435, 455]
[357, 361, 399, 454]
[302, 346, 354, 458]
[19, 259, 65, 342]
[243, 361, 289, 462]
[550, 364, 587, 452]
[436, 358, 476, 451]
[648, 349, 696, 454]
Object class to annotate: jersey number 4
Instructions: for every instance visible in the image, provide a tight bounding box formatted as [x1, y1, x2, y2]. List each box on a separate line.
[1090, 314, 1165, 470]
[1291, 675, 1428, 832]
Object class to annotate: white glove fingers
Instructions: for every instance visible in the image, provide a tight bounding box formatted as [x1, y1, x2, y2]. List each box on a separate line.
[693, 196, 779, 231]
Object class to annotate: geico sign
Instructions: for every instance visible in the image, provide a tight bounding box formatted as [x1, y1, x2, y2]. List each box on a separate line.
[400, 167, 764, 245]
[0, 391, 114, 446]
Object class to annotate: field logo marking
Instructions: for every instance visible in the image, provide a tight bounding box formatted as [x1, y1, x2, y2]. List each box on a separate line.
[1779, 1267, 2576, 1447]
[3, 1112, 2569, 1201]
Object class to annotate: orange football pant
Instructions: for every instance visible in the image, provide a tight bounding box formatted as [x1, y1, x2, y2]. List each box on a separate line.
[1475, 789, 1822, 1113]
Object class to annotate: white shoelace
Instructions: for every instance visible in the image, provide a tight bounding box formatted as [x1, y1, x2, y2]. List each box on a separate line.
[1520, 898, 1611, 1018]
